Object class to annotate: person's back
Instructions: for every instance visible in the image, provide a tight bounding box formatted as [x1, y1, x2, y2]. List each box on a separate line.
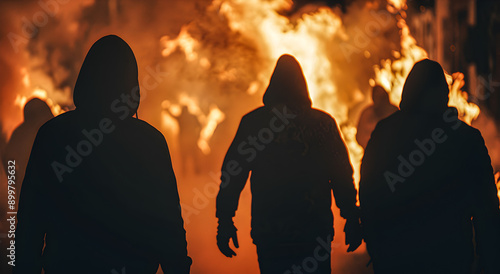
[14, 35, 191, 274]
[359, 59, 500, 274]
[216, 55, 361, 273]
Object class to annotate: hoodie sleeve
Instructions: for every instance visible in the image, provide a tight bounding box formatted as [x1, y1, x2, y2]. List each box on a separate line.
[328, 118, 359, 220]
[216, 116, 252, 220]
[13, 127, 49, 274]
[469, 129, 500, 273]
[157, 134, 192, 273]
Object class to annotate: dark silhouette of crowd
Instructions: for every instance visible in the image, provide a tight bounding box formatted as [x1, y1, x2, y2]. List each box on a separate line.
[10, 35, 500, 274]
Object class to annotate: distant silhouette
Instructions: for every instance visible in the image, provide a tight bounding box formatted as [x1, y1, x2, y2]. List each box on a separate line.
[174, 105, 202, 175]
[0, 122, 12, 274]
[356, 85, 398, 149]
[14, 35, 191, 274]
[3, 98, 54, 200]
[216, 55, 362, 273]
[359, 59, 500, 274]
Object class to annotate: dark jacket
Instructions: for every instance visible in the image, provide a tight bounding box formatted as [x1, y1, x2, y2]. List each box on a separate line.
[14, 35, 190, 274]
[216, 55, 358, 245]
[359, 59, 500, 273]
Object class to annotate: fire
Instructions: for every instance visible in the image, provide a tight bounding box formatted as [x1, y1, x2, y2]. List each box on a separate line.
[160, 0, 481, 190]
[161, 27, 200, 61]
[496, 172, 500, 201]
[14, 87, 65, 117]
[4, 1, 486, 190]
[372, 5, 479, 126]
[1, 1, 499, 273]
[161, 93, 226, 155]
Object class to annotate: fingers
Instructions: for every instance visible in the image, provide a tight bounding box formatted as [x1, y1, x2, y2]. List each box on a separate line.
[346, 240, 362, 252]
[217, 230, 239, 257]
[217, 241, 237, 257]
[347, 245, 355, 252]
[231, 231, 239, 248]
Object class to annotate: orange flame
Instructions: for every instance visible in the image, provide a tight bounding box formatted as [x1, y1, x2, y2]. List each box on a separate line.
[161, 93, 226, 155]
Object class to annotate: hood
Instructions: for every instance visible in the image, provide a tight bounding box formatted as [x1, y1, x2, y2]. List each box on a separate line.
[73, 35, 139, 116]
[399, 59, 449, 114]
[263, 54, 312, 108]
[24, 98, 54, 124]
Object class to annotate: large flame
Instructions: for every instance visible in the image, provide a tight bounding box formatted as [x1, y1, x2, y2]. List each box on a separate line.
[2, 1, 498, 273]
[7, 0, 482, 198]
[160, 0, 480, 190]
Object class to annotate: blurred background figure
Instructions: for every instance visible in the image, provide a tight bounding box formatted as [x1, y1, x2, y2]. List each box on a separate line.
[2, 100, 52, 274]
[3, 98, 54, 199]
[360, 59, 500, 274]
[176, 105, 202, 176]
[356, 85, 398, 149]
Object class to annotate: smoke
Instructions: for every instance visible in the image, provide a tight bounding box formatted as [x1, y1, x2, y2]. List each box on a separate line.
[0, 1, 403, 273]
[0, 0, 213, 136]
[3, 0, 490, 273]
[0, 0, 404, 138]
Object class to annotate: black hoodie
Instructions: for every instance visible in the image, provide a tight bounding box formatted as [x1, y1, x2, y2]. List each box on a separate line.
[359, 59, 500, 273]
[73, 35, 139, 116]
[216, 54, 358, 245]
[14, 35, 190, 274]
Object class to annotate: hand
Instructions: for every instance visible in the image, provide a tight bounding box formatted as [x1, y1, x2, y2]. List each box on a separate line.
[217, 218, 239, 257]
[344, 218, 362, 252]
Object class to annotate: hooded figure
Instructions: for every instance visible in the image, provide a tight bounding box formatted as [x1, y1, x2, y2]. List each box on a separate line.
[216, 55, 361, 273]
[14, 35, 191, 274]
[356, 85, 398, 149]
[4, 98, 54, 198]
[359, 59, 500, 274]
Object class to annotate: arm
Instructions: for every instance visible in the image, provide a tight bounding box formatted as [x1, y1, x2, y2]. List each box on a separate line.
[328, 118, 362, 252]
[469, 130, 500, 274]
[158, 136, 192, 274]
[13, 129, 48, 274]
[329, 119, 358, 220]
[215, 116, 252, 257]
[215, 117, 252, 220]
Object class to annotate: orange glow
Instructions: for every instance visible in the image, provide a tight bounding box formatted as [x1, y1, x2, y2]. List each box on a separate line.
[2, 1, 499, 273]
[14, 88, 65, 117]
[161, 93, 226, 155]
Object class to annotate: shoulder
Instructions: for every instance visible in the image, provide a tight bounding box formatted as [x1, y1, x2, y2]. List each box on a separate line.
[129, 118, 167, 143]
[239, 106, 267, 124]
[376, 110, 402, 127]
[36, 111, 75, 137]
[310, 108, 336, 124]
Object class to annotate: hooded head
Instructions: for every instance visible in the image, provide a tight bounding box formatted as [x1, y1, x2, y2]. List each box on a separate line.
[399, 59, 449, 114]
[263, 54, 312, 108]
[73, 35, 139, 116]
[24, 98, 54, 125]
[372, 85, 390, 106]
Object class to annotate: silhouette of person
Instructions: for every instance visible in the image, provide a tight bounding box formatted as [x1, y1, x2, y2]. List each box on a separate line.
[216, 54, 362, 273]
[356, 85, 398, 149]
[359, 59, 500, 274]
[3, 98, 54, 200]
[0, 122, 12, 274]
[173, 105, 202, 175]
[13, 35, 191, 274]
